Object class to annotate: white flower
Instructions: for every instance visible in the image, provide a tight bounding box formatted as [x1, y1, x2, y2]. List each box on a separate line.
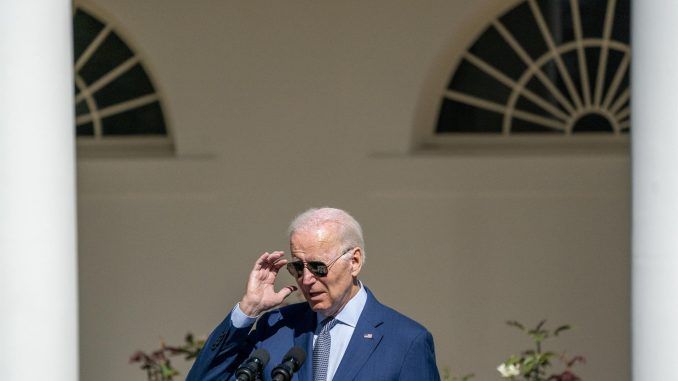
[497, 363, 520, 378]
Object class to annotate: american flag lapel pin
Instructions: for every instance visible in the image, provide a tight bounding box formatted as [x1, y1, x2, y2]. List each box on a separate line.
[363, 333, 373, 339]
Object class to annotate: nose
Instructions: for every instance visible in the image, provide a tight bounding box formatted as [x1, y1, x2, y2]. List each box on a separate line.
[301, 266, 316, 286]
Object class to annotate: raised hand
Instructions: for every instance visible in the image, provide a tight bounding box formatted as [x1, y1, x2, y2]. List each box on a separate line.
[239, 251, 297, 316]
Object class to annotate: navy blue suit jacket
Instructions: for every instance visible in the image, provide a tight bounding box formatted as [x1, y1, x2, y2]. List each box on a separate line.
[186, 287, 440, 381]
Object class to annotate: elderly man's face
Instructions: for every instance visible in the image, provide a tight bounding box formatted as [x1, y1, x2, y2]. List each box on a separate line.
[289, 224, 361, 317]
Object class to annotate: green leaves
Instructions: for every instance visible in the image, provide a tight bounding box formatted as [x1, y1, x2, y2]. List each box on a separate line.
[553, 325, 571, 337]
[499, 320, 584, 381]
[506, 320, 526, 331]
[160, 363, 178, 378]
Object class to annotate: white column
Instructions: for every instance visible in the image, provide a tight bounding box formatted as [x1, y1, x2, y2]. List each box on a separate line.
[0, 1, 78, 381]
[632, 0, 678, 380]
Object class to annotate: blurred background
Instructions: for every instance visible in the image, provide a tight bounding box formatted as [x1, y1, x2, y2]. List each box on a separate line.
[72, 0, 629, 380]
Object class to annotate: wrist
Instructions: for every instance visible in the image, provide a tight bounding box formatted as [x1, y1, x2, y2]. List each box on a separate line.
[239, 296, 260, 317]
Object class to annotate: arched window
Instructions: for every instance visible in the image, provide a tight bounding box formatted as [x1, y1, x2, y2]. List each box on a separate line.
[433, 0, 629, 146]
[73, 2, 173, 154]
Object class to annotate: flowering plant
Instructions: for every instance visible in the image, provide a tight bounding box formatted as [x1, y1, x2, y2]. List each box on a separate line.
[497, 320, 585, 381]
[129, 333, 205, 381]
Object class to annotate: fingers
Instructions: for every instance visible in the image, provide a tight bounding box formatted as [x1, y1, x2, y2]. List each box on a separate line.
[252, 252, 270, 271]
[262, 252, 285, 274]
[272, 258, 288, 272]
[253, 251, 285, 271]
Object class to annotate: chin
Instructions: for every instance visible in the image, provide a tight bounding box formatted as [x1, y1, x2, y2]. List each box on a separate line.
[308, 299, 334, 314]
[308, 301, 328, 312]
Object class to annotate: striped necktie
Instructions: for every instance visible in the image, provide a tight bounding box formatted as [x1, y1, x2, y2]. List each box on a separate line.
[313, 317, 338, 381]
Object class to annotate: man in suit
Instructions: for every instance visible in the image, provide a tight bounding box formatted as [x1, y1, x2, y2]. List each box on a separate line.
[187, 207, 440, 381]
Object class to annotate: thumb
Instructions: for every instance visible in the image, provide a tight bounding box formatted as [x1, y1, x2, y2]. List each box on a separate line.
[277, 285, 298, 300]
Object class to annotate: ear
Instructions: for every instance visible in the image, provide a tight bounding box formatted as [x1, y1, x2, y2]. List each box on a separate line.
[350, 247, 363, 277]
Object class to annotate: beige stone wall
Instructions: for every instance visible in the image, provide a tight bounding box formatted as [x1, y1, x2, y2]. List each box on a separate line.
[77, 1, 630, 380]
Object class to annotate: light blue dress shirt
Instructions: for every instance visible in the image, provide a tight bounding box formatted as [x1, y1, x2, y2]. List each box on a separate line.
[231, 284, 368, 381]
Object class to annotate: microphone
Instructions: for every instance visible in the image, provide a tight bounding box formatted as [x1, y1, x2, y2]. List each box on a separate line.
[236, 348, 270, 381]
[271, 346, 306, 381]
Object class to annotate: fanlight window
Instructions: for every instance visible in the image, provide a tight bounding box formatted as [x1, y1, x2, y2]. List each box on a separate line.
[436, 0, 630, 136]
[73, 4, 171, 150]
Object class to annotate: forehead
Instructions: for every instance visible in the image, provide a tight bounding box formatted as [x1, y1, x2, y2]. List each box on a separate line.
[290, 224, 341, 257]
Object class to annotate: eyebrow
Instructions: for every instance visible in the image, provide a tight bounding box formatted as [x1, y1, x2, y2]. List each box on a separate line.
[290, 255, 325, 262]
[288, 253, 304, 261]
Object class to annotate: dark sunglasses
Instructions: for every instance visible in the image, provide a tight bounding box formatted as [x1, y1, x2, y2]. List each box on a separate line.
[286, 247, 355, 278]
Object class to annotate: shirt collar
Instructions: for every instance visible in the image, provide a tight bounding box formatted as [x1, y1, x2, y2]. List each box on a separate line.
[316, 282, 367, 329]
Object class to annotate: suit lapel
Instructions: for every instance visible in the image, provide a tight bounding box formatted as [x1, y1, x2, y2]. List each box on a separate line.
[332, 291, 384, 381]
[292, 307, 316, 381]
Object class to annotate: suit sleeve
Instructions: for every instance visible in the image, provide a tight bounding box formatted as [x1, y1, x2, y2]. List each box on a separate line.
[398, 330, 441, 381]
[185, 312, 257, 381]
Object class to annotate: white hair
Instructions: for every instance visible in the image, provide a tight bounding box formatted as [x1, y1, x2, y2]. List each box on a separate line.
[288, 207, 366, 261]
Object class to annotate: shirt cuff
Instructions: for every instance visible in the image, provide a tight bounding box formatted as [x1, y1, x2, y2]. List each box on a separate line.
[230, 302, 258, 328]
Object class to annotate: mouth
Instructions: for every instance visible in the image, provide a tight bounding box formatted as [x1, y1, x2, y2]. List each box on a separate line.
[308, 291, 325, 300]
